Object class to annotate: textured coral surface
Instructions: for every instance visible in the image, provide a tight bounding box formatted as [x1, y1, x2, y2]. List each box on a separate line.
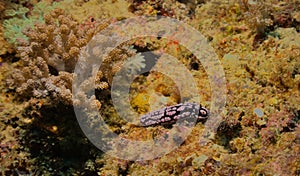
[0, 0, 299, 175]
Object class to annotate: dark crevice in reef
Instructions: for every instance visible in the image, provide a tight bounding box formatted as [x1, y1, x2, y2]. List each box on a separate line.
[285, 109, 300, 132]
[177, 0, 206, 15]
[215, 120, 242, 151]
[48, 65, 59, 76]
[21, 103, 101, 174]
[1, 51, 19, 63]
[118, 161, 133, 176]
[190, 61, 199, 70]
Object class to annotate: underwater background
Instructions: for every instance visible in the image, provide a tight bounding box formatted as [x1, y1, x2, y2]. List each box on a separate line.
[0, 0, 299, 175]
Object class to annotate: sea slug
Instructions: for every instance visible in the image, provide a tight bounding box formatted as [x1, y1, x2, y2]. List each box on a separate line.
[140, 102, 209, 126]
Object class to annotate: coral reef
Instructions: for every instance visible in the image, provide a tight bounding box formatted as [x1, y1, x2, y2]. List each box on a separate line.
[238, 0, 300, 47]
[0, 0, 299, 175]
[128, 0, 193, 20]
[2, 1, 60, 46]
[0, 1, 14, 55]
[60, 0, 133, 22]
[5, 8, 111, 106]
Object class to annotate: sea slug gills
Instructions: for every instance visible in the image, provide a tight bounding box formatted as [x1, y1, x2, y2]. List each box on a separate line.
[140, 102, 209, 126]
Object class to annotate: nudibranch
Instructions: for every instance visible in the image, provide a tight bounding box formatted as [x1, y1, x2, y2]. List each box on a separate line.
[140, 102, 209, 126]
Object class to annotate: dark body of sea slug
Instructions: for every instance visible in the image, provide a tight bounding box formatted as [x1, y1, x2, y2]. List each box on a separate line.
[140, 102, 209, 126]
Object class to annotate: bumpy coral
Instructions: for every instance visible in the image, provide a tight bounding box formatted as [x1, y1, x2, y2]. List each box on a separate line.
[6, 7, 141, 110]
[128, 0, 193, 20]
[2, 1, 61, 46]
[6, 8, 108, 106]
[239, 0, 300, 47]
[60, 0, 133, 23]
